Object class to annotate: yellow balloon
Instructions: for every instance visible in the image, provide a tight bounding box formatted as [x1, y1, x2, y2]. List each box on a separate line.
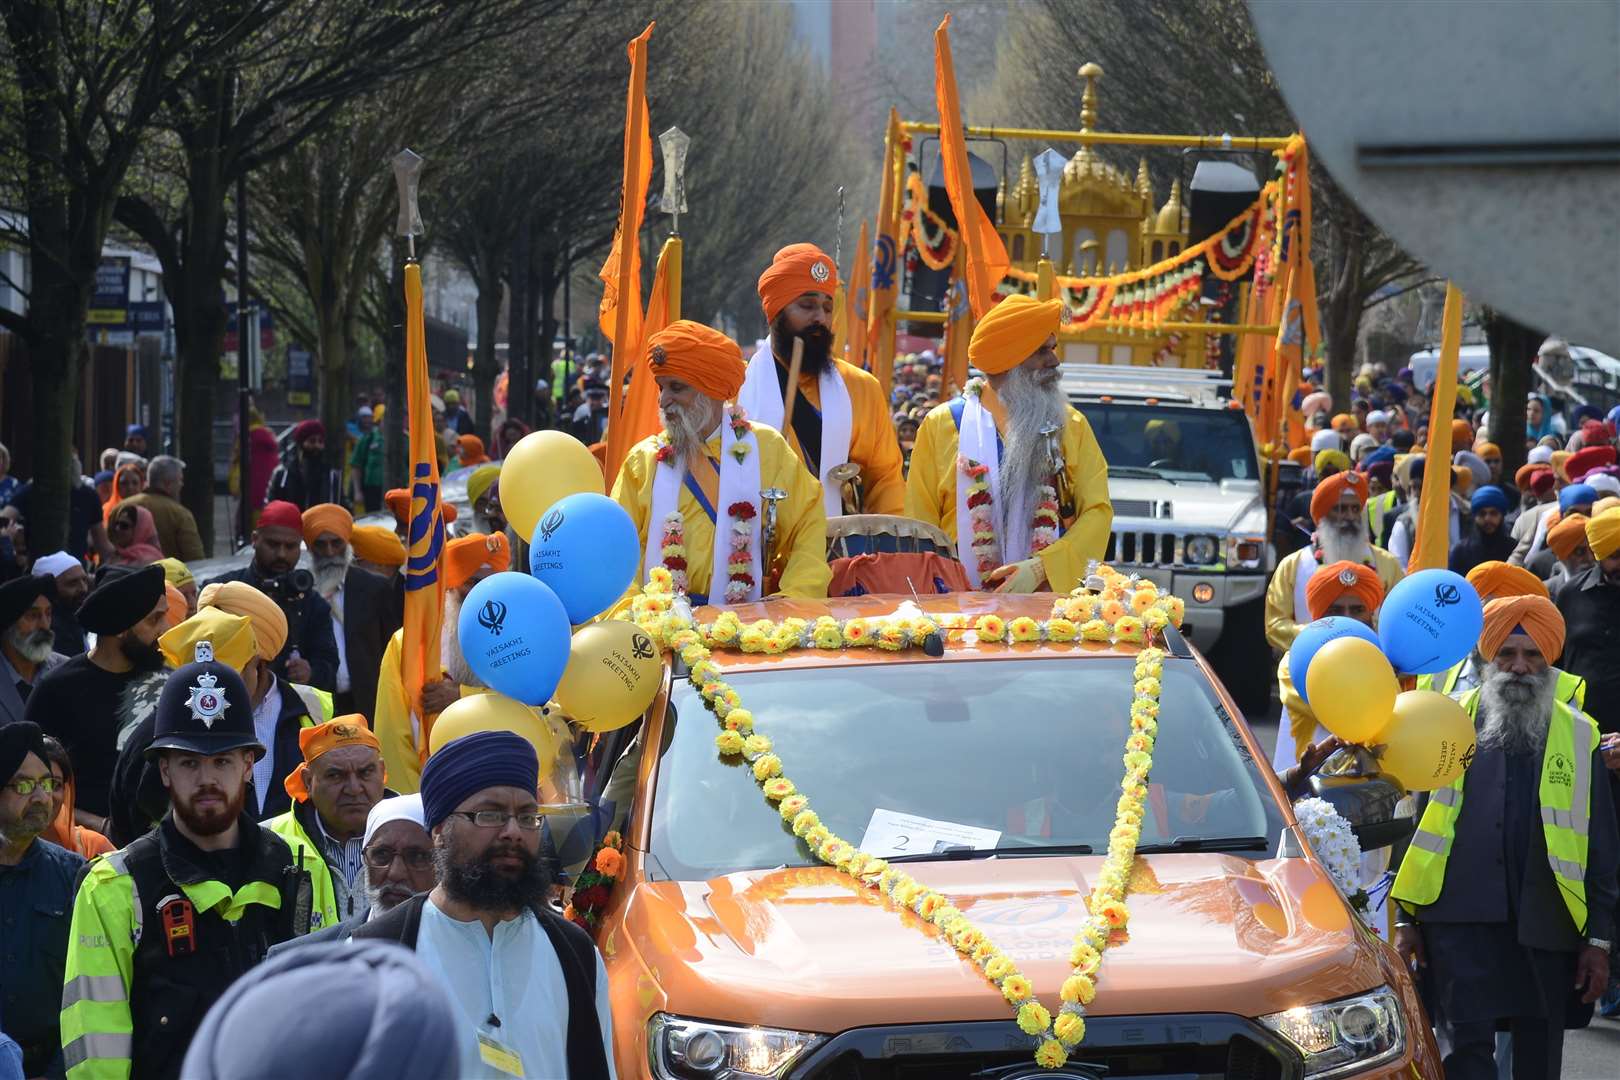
[426, 692, 564, 777]
[498, 430, 605, 542]
[553, 621, 666, 733]
[1375, 690, 1476, 792]
[1304, 636, 1397, 744]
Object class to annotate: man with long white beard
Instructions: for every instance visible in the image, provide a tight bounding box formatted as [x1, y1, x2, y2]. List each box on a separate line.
[372, 532, 511, 793]
[739, 243, 905, 517]
[1264, 469, 1404, 650]
[906, 294, 1111, 592]
[0, 575, 67, 726]
[61, 647, 309, 1080]
[302, 504, 399, 721]
[613, 320, 828, 603]
[1393, 595, 1618, 1080]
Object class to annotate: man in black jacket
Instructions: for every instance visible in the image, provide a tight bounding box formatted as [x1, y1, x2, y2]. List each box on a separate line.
[301, 504, 401, 721]
[266, 420, 343, 510]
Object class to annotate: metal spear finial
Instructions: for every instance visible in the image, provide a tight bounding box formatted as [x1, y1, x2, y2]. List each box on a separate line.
[835, 186, 846, 272]
[760, 487, 788, 567]
[392, 148, 424, 260]
[658, 126, 690, 236]
[1032, 147, 1066, 259]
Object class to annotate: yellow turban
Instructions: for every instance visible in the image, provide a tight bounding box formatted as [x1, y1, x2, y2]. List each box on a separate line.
[301, 503, 353, 546]
[283, 716, 383, 802]
[967, 294, 1061, 375]
[1464, 561, 1547, 601]
[159, 608, 257, 673]
[1585, 506, 1620, 560]
[1546, 514, 1589, 561]
[1314, 449, 1350, 476]
[467, 465, 501, 508]
[1593, 495, 1620, 518]
[163, 584, 187, 630]
[157, 557, 194, 590]
[197, 581, 288, 660]
[1479, 595, 1565, 665]
[351, 525, 407, 568]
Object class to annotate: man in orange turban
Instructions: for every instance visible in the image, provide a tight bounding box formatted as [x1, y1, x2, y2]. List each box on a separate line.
[300, 503, 399, 723]
[351, 524, 407, 579]
[373, 533, 514, 792]
[906, 294, 1112, 593]
[740, 243, 905, 517]
[1392, 591, 1615, 1054]
[1273, 561, 1385, 771]
[1466, 561, 1547, 602]
[383, 487, 456, 540]
[1266, 469, 1403, 651]
[612, 320, 828, 605]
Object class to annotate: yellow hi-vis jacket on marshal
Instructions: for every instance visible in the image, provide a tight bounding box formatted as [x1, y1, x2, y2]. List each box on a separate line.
[1416, 662, 1587, 710]
[1392, 688, 1600, 932]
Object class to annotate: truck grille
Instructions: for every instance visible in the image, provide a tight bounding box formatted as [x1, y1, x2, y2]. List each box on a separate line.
[1106, 530, 1185, 568]
[791, 1017, 1289, 1080]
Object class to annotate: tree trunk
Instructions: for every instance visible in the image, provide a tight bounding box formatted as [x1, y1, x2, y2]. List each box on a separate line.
[537, 244, 561, 418]
[1482, 310, 1540, 478]
[318, 310, 351, 499]
[169, 186, 231, 553]
[508, 217, 531, 427]
[471, 254, 503, 440]
[1318, 216, 1365, 414]
[523, 225, 544, 424]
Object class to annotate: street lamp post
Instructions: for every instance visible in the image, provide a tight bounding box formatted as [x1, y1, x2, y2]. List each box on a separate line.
[236, 168, 251, 551]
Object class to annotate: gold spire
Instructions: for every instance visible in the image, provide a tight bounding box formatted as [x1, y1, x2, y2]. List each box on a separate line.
[1078, 62, 1103, 132]
[1156, 179, 1185, 234]
[1135, 157, 1153, 204]
[1014, 153, 1038, 226]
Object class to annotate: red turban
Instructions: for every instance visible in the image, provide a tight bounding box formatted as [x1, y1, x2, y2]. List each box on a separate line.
[1530, 469, 1558, 497]
[1566, 445, 1616, 481]
[967, 294, 1062, 375]
[646, 320, 746, 403]
[301, 503, 353, 546]
[1465, 561, 1547, 601]
[1304, 560, 1385, 620]
[290, 419, 324, 444]
[1309, 470, 1369, 524]
[757, 243, 838, 323]
[257, 500, 303, 533]
[443, 532, 510, 591]
[1479, 594, 1565, 665]
[1514, 463, 1547, 491]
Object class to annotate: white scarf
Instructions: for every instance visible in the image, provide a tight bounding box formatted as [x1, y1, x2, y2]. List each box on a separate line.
[739, 341, 851, 520]
[1291, 546, 1320, 625]
[954, 390, 1004, 588]
[643, 411, 765, 602]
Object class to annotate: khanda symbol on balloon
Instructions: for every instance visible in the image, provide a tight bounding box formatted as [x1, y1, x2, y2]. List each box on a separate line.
[539, 509, 565, 544]
[631, 632, 655, 661]
[477, 599, 509, 636]
[1433, 582, 1461, 608]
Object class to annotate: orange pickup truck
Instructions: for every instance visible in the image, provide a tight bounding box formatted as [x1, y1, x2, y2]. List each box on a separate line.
[591, 594, 1439, 1080]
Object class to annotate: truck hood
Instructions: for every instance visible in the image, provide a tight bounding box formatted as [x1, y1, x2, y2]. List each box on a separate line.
[1107, 476, 1266, 534]
[613, 853, 1386, 1034]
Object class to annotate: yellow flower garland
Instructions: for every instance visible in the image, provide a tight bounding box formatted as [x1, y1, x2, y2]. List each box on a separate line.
[627, 564, 1176, 1072]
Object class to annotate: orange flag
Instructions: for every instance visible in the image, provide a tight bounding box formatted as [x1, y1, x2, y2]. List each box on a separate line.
[402, 260, 447, 766]
[608, 235, 679, 482]
[867, 109, 904, 399]
[1410, 283, 1465, 572]
[598, 22, 655, 439]
[845, 218, 871, 371]
[934, 14, 1009, 319]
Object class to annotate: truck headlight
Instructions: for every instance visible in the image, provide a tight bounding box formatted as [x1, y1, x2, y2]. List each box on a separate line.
[649, 1014, 826, 1079]
[1259, 986, 1406, 1078]
[1184, 535, 1219, 565]
[1224, 533, 1266, 570]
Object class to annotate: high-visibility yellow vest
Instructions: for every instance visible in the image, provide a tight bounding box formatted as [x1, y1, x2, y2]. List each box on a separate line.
[1366, 490, 1399, 542]
[1392, 689, 1599, 932]
[1415, 664, 1586, 709]
[265, 810, 339, 931]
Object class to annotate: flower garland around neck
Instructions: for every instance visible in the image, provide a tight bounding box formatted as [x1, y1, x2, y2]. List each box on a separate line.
[653, 407, 756, 602]
[960, 378, 1061, 577]
[626, 563, 1182, 1071]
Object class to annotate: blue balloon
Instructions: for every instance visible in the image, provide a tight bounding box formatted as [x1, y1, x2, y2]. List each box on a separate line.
[458, 573, 572, 706]
[1378, 568, 1484, 675]
[527, 492, 641, 623]
[1289, 616, 1381, 704]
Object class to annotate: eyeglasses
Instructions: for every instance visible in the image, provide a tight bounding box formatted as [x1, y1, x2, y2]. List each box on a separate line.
[6, 777, 61, 796]
[446, 810, 544, 831]
[363, 846, 434, 870]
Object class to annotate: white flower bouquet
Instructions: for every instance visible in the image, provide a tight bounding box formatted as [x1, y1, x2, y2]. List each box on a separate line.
[1293, 796, 1370, 915]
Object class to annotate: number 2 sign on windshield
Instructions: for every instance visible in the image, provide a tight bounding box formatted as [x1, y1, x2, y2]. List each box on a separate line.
[859, 808, 1001, 858]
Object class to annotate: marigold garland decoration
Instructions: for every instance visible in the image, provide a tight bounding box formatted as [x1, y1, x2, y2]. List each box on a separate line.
[626, 562, 1181, 1071]
[565, 830, 625, 933]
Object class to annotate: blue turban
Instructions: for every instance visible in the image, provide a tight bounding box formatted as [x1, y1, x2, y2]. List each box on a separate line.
[1362, 444, 1396, 468]
[181, 940, 458, 1080]
[1560, 483, 1598, 513]
[1470, 485, 1510, 514]
[420, 729, 538, 830]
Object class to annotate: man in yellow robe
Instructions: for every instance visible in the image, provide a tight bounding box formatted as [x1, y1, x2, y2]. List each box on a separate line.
[739, 243, 905, 517]
[372, 532, 509, 793]
[613, 320, 829, 603]
[905, 294, 1111, 593]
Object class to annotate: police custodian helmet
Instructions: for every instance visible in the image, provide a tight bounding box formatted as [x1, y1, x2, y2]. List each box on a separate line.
[144, 642, 265, 760]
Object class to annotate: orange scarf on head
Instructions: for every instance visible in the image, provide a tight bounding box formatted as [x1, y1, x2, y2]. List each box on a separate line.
[43, 775, 115, 859]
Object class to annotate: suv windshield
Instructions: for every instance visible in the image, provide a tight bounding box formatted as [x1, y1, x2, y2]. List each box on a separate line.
[1078, 402, 1257, 482]
[646, 658, 1283, 880]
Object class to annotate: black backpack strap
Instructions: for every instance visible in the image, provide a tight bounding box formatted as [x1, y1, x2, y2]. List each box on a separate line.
[535, 907, 611, 1080]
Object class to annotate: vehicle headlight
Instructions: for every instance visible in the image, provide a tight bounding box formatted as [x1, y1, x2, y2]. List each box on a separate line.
[1258, 986, 1406, 1078]
[1224, 533, 1267, 570]
[648, 1014, 826, 1079]
[1184, 534, 1220, 565]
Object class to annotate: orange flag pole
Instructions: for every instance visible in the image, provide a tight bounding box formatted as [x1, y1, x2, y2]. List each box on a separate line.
[1410, 283, 1466, 572]
[934, 14, 1009, 319]
[868, 108, 903, 400]
[845, 218, 871, 372]
[610, 236, 680, 471]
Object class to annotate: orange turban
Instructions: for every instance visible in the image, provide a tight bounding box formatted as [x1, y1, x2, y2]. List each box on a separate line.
[1304, 560, 1385, 620]
[1585, 506, 1620, 560]
[1450, 418, 1473, 447]
[1514, 463, 1547, 491]
[197, 580, 288, 660]
[968, 294, 1062, 375]
[1474, 440, 1500, 460]
[646, 320, 746, 403]
[1479, 594, 1565, 665]
[301, 503, 353, 546]
[443, 532, 510, 591]
[1594, 495, 1620, 518]
[351, 524, 407, 568]
[1465, 561, 1547, 601]
[282, 716, 383, 802]
[384, 488, 456, 529]
[457, 435, 489, 466]
[1550, 450, 1573, 482]
[1546, 513, 1590, 561]
[163, 583, 188, 630]
[1330, 413, 1357, 433]
[757, 243, 838, 323]
[1309, 470, 1369, 524]
[1287, 446, 1313, 466]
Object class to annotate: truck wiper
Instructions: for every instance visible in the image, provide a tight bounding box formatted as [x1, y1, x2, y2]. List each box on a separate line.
[1107, 465, 1180, 484]
[1133, 835, 1269, 854]
[990, 843, 1095, 858]
[884, 846, 998, 864]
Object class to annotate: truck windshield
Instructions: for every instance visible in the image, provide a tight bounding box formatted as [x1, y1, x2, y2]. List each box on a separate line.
[645, 658, 1284, 880]
[1078, 402, 1257, 482]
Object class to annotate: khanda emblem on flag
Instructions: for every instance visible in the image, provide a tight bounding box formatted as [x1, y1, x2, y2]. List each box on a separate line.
[405, 465, 445, 593]
[477, 599, 509, 636]
[873, 234, 897, 290]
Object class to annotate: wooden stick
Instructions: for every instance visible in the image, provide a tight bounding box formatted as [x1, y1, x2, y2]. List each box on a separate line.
[781, 335, 805, 440]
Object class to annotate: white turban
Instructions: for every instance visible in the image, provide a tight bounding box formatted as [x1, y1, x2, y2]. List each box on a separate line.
[31, 552, 81, 578]
[1585, 473, 1620, 498]
[1366, 409, 1390, 426]
[1311, 429, 1341, 453]
[1528, 445, 1554, 465]
[363, 793, 426, 848]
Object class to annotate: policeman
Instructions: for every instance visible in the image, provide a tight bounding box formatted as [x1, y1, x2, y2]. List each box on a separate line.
[59, 643, 311, 1080]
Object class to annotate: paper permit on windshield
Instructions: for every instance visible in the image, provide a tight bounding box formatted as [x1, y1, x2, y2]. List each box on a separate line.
[859, 808, 1000, 858]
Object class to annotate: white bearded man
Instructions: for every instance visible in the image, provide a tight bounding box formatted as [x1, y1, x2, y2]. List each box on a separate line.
[1393, 595, 1618, 1080]
[739, 243, 905, 518]
[301, 503, 400, 723]
[904, 294, 1111, 592]
[1264, 470, 1404, 651]
[612, 320, 829, 603]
